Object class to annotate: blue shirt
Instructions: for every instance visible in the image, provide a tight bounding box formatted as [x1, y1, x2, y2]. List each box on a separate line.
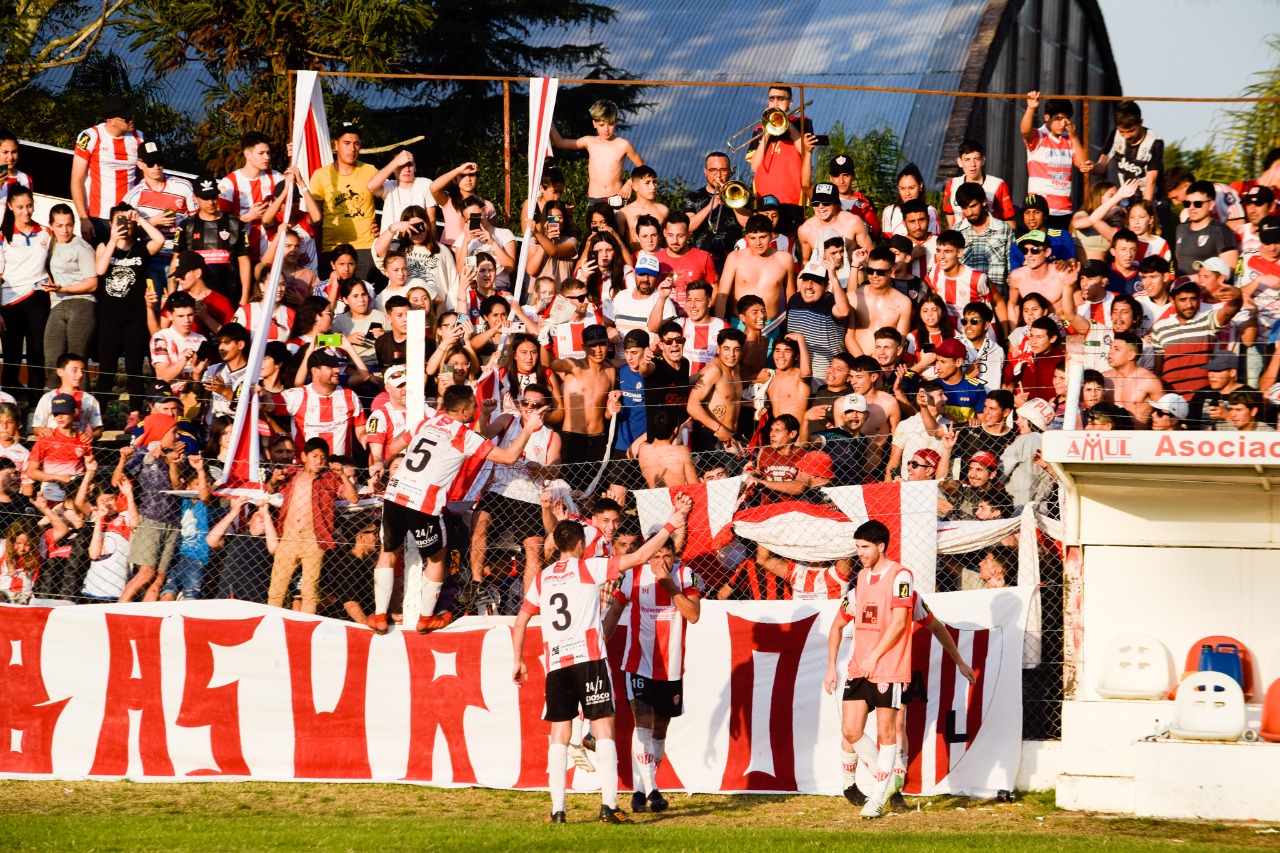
[616, 364, 647, 450]
[939, 376, 987, 423]
[1009, 227, 1076, 270]
[1107, 265, 1140, 296]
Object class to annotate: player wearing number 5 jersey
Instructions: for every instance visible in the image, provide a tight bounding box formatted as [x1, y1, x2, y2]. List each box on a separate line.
[512, 494, 692, 826]
[367, 385, 545, 635]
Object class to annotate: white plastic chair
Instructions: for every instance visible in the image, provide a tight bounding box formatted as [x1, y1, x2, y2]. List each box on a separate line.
[1096, 633, 1174, 700]
[1169, 671, 1247, 741]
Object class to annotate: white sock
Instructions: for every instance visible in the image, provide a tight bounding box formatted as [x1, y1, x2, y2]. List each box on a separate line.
[855, 732, 878, 769]
[872, 745, 895, 801]
[373, 565, 393, 615]
[421, 579, 443, 617]
[548, 743, 567, 813]
[841, 747, 858, 789]
[633, 727, 656, 796]
[595, 737, 618, 809]
[570, 717, 584, 747]
[894, 744, 908, 776]
[652, 737, 666, 773]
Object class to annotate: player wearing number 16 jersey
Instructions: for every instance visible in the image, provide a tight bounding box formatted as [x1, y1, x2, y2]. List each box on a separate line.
[369, 385, 544, 635]
[512, 495, 692, 826]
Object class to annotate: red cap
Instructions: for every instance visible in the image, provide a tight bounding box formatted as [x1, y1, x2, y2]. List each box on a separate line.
[934, 338, 966, 360]
[912, 448, 941, 468]
[797, 450, 834, 481]
[970, 450, 1000, 471]
[133, 414, 178, 448]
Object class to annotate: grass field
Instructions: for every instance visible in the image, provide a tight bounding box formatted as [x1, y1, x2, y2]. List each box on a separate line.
[0, 782, 1274, 852]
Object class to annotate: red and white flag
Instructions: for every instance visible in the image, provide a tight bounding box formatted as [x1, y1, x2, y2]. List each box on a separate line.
[511, 78, 559, 305]
[292, 70, 333, 181]
[635, 477, 742, 586]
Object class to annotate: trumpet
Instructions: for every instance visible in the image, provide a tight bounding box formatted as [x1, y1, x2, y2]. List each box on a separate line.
[727, 100, 813, 153]
[719, 180, 753, 209]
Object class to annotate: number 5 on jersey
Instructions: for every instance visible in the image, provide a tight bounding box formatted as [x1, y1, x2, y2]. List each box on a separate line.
[404, 434, 439, 473]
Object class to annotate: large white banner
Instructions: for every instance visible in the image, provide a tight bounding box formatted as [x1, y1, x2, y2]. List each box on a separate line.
[0, 590, 1028, 796]
[1043, 429, 1280, 466]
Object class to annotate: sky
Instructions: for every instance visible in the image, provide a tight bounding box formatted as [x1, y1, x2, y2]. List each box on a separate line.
[1096, 0, 1279, 148]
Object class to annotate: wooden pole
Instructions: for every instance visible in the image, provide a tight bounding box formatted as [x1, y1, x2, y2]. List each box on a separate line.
[503, 81, 512, 228]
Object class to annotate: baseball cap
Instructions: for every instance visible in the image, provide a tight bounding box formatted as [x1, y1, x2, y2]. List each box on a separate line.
[384, 364, 408, 388]
[1169, 277, 1200, 297]
[757, 195, 781, 212]
[49, 393, 77, 415]
[810, 183, 839, 205]
[796, 450, 834, 482]
[40, 482, 68, 503]
[969, 450, 1000, 471]
[838, 393, 868, 414]
[308, 350, 342, 369]
[335, 120, 361, 139]
[911, 448, 941, 469]
[1204, 353, 1239, 372]
[1017, 398, 1055, 432]
[1193, 257, 1232, 277]
[1080, 259, 1110, 278]
[1023, 195, 1049, 214]
[1259, 216, 1280, 245]
[635, 251, 660, 276]
[1017, 229, 1048, 246]
[171, 251, 207, 279]
[582, 324, 610, 347]
[623, 329, 650, 350]
[828, 155, 855, 176]
[1242, 185, 1275, 206]
[137, 141, 164, 166]
[100, 96, 136, 121]
[934, 338, 967, 360]
[1150, 392, 1189, 420]
[798, 261, 828, 282]
[147, 378, 175, 403]
[888, 234, 914, 255]
[192, 174, 221, 200]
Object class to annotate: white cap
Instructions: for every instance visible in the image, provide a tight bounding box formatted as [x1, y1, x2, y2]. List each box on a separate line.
[1193, 257, 1232, 277]
[1150, 392, 1188, 420]
[1017, 397, 1056, 432]
[838, 393, 868, 414]
[799, 260, 828, 281]
[385, 364, 408, 388]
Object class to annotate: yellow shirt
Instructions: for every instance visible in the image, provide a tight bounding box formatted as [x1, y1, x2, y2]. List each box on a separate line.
[309, 162, 378, 250]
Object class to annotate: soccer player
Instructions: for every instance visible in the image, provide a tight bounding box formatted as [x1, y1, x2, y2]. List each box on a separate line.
[821, 520, 915, 819]
[603, 537, 702, 814]
[369, 385, 545, 635]
[512, 495, 692, 825]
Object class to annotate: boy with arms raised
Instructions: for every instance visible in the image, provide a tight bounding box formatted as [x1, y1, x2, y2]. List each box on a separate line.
[550, 99, 644, 206]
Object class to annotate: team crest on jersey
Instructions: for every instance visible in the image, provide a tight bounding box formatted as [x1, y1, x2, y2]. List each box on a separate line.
[897, 582, 911, 599]
[862, 603, 879, 626]
[76, 132, 91, 150]
[219, 230, 231, 241]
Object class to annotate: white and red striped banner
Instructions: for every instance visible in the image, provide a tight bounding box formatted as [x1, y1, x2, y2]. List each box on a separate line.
[511, 78, 559, 305]
[292, 70, 333, 182]
[634, 478, 743, 588]
[0, 590, 1027, 796]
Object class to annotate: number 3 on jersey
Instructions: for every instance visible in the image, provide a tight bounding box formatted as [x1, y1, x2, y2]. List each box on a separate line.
[404, 434, 439, 473]
[549, 592, 572, 630]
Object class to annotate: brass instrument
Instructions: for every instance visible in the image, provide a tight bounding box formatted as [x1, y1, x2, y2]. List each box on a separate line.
[719, 180, 753, 209]
[726, 100, 814, 153]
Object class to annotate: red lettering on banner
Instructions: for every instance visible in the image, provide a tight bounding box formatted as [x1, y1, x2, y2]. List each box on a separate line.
[91, 614, 174, 776]
[177, 617, 263, 776]
[283, 620, 372, 779]
[0, 608, 70, 773]
[402, 630, 489, 785]
[719, 613, 818, 791]
[903, 625, 991, 793]
[513, 625, 550, 789]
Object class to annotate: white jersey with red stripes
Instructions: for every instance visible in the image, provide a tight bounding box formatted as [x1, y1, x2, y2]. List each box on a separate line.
[1025, 126, 1075, 215]
[565, 513, 612, 559]
[613, 562, 702, 680]
[74, 124, 143, 219]
[788, 560, 850, 601]
[280, 384, 365, 459]
[1137, 235, 1171, 263]
[681, 317, 726, 375]
[233, 301, 293, 340]
[149, 327, 206, 381]
[363, 402, 410, 451]
[1134, 293, 1176, 338]
[522, 555, 621, 673]
[490, 415, 556, 504]
[1241, 252, 1280, 340]
[544, 321, 592, 360]
[122, 177, 195, 254]
[219, 169, 280, 261]
[384, 409, 492, 515]
[928, 264, 991, 320]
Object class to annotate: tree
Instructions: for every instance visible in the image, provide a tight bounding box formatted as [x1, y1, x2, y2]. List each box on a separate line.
[1214, 35, 1280, 179]
[814, 121, 905, 213]
[0, 0, 129, 104]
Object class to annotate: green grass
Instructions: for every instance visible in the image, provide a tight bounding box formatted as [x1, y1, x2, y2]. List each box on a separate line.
[0, 783, 1271, 852]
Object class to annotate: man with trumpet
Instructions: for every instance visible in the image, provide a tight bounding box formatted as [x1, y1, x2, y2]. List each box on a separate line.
[744, 85, 818, 241]
[684, 152, 747, 272]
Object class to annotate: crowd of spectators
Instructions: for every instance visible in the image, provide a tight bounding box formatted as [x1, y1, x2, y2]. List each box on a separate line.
[0, 84, 1277, 616]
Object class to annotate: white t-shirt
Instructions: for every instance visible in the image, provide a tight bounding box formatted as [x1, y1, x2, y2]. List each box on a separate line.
[379, 177, 436, 231]
[463, 228, 519, 291]
[33, 389, 104, 434]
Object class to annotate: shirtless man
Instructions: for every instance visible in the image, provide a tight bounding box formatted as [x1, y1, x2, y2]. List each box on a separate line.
[637, 409, 699, 488]
[761, 336, 812, 440]
[736, 295, 771, 379]
[798, 182, 873, 262]
[550, 323, 617, 494]
[1006, 230, 1070, 329]
[719, 213, 795, 329]
[846, 246, 913, 356]
[687, 328, 747, 453]
[617, 166, 669, 251]
[847, 355, 901, 472]
[549, 99, 643, 202]
[1102, 331, 1164, 427]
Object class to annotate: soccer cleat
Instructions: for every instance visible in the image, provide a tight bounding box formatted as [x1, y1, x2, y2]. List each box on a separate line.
[860, 796, 886, 819]
[545, 811, 566, 824]
[598, 804, 631, 824]
[415, 612, 454, 633]
[646, 790, 669, 813]
[889, 793, 908, 811]
[568, 742, 595, 772]
[631, 790, 648, 813]
[365, 613, 388, 635]
[582, 732, 597, 751]
[889, 769, 905, 797]
[843, 784, 866, 806]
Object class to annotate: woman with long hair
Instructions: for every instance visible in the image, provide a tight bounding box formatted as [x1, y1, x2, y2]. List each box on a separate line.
[577, 230, 632, 308]
[430, 162, 496, 247]
[524, 199, 578, 287]
[906, 291, 958, 375]
[332, 279, 384, 364]
[1, 186, 54, 401]
[1072, 180, 1123, 260]
[374, 205, 457, 313]
[881, 164, 941, 236]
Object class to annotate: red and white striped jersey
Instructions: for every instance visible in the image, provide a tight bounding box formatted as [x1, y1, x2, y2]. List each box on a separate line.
[522, 555, 621, 673]
[787, 560, 849, 601]
[836, 559, 915, 684]
[565, 513, 612, 559]
[681, 317, 726, 375]
[0, 171, 33, 207]
[149, 327, 206, 381]
[280, 385, 365, 459]
[928, 264, 991, 320]
[219, 169, 280, 262]
[1241, 253, 1280, 340]
[74, 124, 144, 219]
[122, 177, 195, 253]
[941, 175, 1016, 222]
[613, 562, 702, 680]
[233, 301, 294, 341]
[1137, 235, 1171, 263]
[1025, 126, 1075, 215]
[363, 402, 410, 450]
[384, 410, 491, 515]
[1134, 294, 1176, 337]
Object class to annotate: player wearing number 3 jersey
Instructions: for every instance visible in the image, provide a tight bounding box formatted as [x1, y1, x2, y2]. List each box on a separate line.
[512, 494, 693, 826]
[367, 385, 545, 635]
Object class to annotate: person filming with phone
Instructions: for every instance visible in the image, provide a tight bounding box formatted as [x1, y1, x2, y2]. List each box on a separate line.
[452, 196, 518, 293]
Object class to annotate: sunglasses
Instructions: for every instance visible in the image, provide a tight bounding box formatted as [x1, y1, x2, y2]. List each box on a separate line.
[866, 268, 891, 277]
[907, 461, 933, 470]
[1184, 200, 1210, 209]
[1023, 246, 1045, 254]
[1151, 409, 1174, 417]
[663, 336, 685, 345]
[961, 318, 985, 326]
[565, 293, 590, 302]
[520, 400, 547, 409]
